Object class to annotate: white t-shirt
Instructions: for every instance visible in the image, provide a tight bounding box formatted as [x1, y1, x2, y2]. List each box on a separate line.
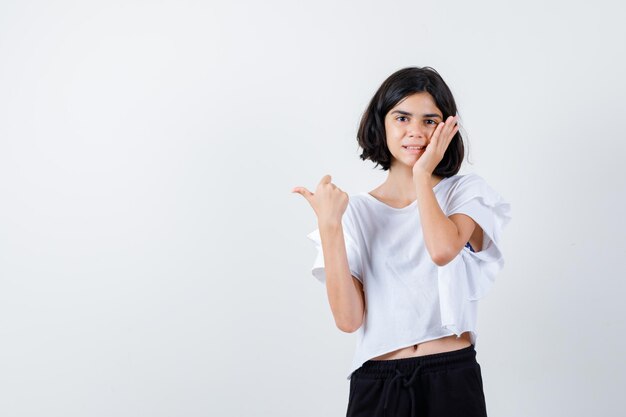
[306, 172, 512, 380]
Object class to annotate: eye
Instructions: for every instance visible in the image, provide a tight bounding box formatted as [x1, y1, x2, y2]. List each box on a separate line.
[396, 116, 408, 122]
[425, 119, 437, 125]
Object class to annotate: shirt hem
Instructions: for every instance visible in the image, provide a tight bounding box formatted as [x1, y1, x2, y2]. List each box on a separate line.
[346, 330, 474, 380]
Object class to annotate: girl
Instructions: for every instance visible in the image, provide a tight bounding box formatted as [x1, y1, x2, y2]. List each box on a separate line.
[292, 67, 511, 417]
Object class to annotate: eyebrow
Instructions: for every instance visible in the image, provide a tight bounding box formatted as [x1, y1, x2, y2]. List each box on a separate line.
[390, 110, 442, 119]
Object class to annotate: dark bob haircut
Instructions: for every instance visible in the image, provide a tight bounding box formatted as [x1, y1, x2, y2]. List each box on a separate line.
[357, 66, 464, 176]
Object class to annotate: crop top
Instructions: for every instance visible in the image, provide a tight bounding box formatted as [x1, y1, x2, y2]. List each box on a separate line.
[306, 172, 512, 380]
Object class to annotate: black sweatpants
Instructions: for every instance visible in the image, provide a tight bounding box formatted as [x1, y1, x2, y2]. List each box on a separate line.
[346, 344, 488, 417]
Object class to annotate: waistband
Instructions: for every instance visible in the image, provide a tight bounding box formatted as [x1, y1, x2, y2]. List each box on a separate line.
[353, 344, 477, 379]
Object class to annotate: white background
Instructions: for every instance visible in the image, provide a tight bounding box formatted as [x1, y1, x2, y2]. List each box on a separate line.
[1, 1, 625, 416]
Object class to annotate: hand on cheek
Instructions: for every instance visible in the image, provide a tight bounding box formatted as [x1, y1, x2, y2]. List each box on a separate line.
[412, 116, 459, 178]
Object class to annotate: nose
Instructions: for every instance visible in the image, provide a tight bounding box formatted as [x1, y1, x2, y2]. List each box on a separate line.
[407, 121, 426, 138]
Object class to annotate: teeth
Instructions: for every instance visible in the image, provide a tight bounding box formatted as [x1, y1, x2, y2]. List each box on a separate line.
[405, 146, 423, 150]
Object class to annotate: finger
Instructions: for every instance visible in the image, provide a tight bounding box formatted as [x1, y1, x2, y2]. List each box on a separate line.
[442, 116, 458, 141]
[319, 174, 332, 185]
[444, 122, 459, 138]
[451, 116, 459, 131]
[448, 121, 459, 139]
[441, 124, 459, 151]
[292, 186, 314, 202]
[439, 119, 457, 143]
[444, 115, 457, 132]
[431, 122, 445, 142]
[431, 120, 453, 156]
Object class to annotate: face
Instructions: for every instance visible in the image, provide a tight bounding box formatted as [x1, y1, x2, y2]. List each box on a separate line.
[384, 92, 444, 169]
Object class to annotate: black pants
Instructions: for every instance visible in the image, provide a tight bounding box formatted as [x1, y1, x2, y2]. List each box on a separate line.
[346, 344, 488, 417]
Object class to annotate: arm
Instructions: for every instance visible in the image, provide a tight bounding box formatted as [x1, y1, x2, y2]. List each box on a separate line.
[413, 173, 483, 266]
[318, 220, 365, 333]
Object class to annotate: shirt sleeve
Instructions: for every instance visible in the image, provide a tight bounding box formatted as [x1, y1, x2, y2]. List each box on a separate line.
[305, 204, 364, 285]
[437, 173, 512, 334]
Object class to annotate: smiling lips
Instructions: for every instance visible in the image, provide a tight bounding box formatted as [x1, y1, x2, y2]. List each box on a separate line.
[402, 145, 425, 154]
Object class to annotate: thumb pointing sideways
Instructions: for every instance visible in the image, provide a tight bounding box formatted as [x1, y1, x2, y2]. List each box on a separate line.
[292, 174, 334, 204]
[291, 186, 313, 203]
[292, 174, 332, 196]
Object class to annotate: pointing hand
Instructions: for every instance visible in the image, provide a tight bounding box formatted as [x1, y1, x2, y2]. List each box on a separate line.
[292, 174, 349, 225]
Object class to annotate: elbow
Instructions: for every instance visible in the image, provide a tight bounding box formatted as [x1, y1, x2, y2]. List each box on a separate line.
[338, 323, 361, 333]
[430, 249, 456, 267]
[336, 318, 363, 333]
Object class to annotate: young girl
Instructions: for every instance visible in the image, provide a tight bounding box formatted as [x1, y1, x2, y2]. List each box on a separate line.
[292, 66, 511, 417]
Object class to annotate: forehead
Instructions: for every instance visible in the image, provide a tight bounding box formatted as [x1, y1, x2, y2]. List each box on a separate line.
[392, 92, 439, 111]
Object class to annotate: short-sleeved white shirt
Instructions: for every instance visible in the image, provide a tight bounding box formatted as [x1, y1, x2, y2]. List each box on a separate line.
[306, 172, 512, 380]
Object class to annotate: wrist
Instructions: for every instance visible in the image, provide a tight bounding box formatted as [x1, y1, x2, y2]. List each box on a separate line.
[412, 170, 432, 184]
[318, 218, 343, 231]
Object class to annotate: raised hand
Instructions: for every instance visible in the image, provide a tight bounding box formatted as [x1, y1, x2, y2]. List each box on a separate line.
[412, 115, 460, 178]
[292, 174, 349, 225]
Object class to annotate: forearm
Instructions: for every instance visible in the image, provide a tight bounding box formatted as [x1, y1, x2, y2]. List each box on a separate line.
[413, 174, 460, 265]
[318, 221, 364, 332]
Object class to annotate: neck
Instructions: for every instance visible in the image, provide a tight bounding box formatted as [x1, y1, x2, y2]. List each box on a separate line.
[382, 164, 442, 201]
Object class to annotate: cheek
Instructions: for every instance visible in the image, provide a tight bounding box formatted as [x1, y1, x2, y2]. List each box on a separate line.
[385, 123, 402, 137]
[425, 125, 437, 136]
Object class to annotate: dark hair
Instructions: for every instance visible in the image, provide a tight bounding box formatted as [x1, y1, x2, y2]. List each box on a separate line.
[357, 66, 464, 176]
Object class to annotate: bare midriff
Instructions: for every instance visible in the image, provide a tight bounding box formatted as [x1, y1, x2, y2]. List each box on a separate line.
[370, 331, 472, 360]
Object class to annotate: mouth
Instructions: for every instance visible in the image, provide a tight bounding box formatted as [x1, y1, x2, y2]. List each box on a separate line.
[402, 145, 425, 154]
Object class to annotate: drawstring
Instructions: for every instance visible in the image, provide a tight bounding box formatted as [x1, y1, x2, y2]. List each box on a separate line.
[382, 364, 422, 417]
